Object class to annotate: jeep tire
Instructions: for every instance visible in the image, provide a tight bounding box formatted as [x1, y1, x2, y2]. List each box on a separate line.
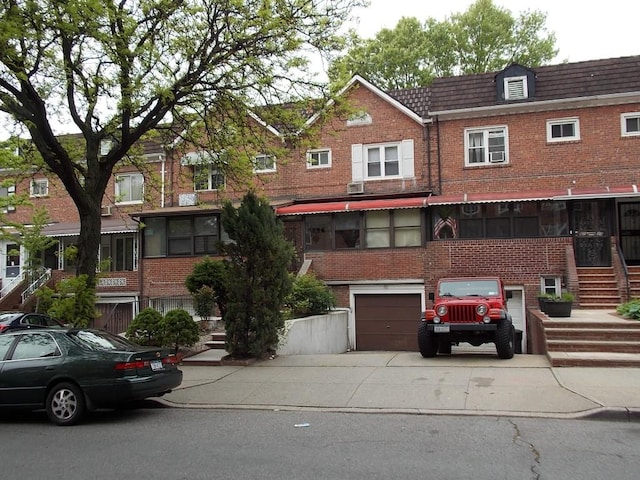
[418, 322, 438, 357]
[495, 319, 515, 359]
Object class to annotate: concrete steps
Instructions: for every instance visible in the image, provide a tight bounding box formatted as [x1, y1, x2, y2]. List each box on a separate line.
[542, 312, 640, 366]
[628, 266, 640, 299]
[204, 330, 227, 350]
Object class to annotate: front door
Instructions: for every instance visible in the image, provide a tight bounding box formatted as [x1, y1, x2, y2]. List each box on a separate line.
[5, 243, 20, 279]
[619, 202, 640, 265]
[572, 200, 611, 267]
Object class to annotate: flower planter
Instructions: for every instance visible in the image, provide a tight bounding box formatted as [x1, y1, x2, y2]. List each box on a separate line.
[537, 297, 548, 313]
[545, 300, 573, 317]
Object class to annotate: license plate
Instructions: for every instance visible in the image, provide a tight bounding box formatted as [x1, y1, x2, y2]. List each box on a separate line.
[150, 360, 164, 371]
[434, 325, 450, 333]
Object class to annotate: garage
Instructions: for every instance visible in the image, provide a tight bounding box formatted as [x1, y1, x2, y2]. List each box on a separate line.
[506, 287, 526, 353]
[354, 293, 422, 351]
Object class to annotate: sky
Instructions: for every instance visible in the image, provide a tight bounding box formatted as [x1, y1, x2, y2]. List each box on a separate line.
[345, 0, 640, 63]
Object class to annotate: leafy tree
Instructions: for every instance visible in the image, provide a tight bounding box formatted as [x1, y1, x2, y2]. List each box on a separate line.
[0, 0, 362, 289]
[284, 273, 336, 318]
[126, 307, 164, 346]
[330, 0, 557, 89]
[221, 191, 295, 358]
[161, 308, 200, 354]
[36, 274, 99, 327]
[185, 257, 229, 320]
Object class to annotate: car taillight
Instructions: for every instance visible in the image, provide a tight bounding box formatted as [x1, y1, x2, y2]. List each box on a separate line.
[162, 355, 178, 365]
[115, 360, 149, 371]
[0, 324, 7, 333]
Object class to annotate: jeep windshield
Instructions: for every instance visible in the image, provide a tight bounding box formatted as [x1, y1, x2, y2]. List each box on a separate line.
[438, 280, 500, 298]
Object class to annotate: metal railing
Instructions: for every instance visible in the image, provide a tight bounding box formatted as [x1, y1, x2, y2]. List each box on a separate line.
[0, 272, 26, 299]
[21, 267, 52, 304]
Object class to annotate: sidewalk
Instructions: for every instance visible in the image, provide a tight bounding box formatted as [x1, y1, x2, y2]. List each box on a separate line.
[157, 349, 640, 420]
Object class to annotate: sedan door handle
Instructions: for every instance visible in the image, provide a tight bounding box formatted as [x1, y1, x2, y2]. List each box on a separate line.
[45, 366, 56, 371]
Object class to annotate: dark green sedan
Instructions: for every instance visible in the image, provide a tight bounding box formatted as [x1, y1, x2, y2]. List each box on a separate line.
[0, 328, 183, 426]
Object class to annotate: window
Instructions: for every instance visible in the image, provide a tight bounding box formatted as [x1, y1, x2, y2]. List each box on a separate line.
[307, 149, 331, 169]
[541, 276, 561, 296]
[465, 127, 507, 166]
[254, 154, 276, 173]
[11, 332, 60, 360]
[394, 210, 421, 247]
[347, 111, 372, 126]
[194, 165, 225, 191]
[621, 113, 640, 137]
[100, 234, 136, 271]
[547, 118, 580, 142]
[115, 173, 143, 204]
[142, 215, 221, 258]
[30, 179, 48, 197]
[504, 76, 527, 100]
[366, 144, 399, 178]
[303, 210, 423, 251]
[438, 202, 569, 240]
[0, 184, 16, 212]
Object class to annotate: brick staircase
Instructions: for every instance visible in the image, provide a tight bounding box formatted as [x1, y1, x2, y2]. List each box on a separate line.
[542, 312, 640, 366]
[628, 265, 640, 299]
[576, 266, 621, 308]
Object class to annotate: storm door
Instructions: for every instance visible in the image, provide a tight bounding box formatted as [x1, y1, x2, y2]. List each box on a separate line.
[619, 202, 640, 265]
[572, 200, 611, 267]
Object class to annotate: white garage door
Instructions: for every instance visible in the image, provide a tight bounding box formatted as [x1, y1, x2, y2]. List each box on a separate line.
[506, 288, 526, 354]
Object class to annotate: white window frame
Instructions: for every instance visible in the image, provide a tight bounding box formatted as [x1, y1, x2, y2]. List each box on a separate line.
[254, 154, 276, 173]
[194, 164, 225, 191]
[540, 276, 561, 296]
[504, 76, 528, 100]
[347, 112, 372, 127]
[115, 172, 144, 205]
[365, 142, 401, 179]
[306, 149, 331, 169]
[621, 112, 640, 137]
[547, 117, 580, 143]
[464, 126, 508, 166]
[30, 178, 48, 197]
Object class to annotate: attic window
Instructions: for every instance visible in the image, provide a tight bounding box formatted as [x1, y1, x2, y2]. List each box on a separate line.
[504, 76, 527, 100]
[347, 112, 372, 126]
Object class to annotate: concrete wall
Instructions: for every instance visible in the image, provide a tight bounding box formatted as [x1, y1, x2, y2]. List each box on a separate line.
[277, 310, 349, 355]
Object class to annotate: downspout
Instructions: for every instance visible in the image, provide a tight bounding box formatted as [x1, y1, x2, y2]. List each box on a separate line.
[160, 153, 166, 208]
[435, 115, 442, 194]
[424, 122, 432, 192]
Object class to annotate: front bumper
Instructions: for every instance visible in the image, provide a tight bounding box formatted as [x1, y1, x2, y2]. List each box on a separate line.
[426, 323, 498, 333]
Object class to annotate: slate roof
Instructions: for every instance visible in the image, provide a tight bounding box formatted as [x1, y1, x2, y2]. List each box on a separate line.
[388, 55, 640, 116]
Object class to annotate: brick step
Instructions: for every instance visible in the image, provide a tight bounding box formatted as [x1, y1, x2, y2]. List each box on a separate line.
[545, 328, 640, 340]
[578, 293, 620, 300]
[547, 351, 640, 367]
[546, 339, 640, 353]
[578, 281, 619, 288]
[578, 303, 621, 309]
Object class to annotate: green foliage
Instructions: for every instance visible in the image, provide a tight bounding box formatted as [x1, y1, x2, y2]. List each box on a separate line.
[284, 273, 336, 318]
[185, 257, 229, 319]
[126, 308, 164, 346]
[330, 0, 558, 89]
[193, 286, 217, 321]
[36, 275, 99, 327]
[0, 0, 362, 282]
[221, 191, 295, 358]
[161, 309, 200, 354]
[617, 299, 640, 320]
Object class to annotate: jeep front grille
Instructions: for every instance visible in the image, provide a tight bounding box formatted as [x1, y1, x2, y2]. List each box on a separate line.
[446, 305, 479, 323]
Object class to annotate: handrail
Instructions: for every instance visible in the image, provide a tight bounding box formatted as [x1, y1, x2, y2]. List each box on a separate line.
[0, 271, 26, 298]
[616, 241, 630, 301]
[21, 267, 52, 304]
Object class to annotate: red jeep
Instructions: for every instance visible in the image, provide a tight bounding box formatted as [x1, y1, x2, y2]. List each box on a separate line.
[418, 277, 515, 359]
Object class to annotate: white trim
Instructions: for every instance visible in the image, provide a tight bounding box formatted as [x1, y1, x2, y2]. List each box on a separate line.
[29, 178, 48, 197]
[253, 154, 276, 173]
[464, 125, 509, 166]
[305, 75, 427, 129]
[348, 283, 425, 351]
[115, 172, 144, 205]
[504, 76, 528, 100]
[306, 148, 332, 169]
[546, 117, 580, 143]
[621, 112, 640, 137]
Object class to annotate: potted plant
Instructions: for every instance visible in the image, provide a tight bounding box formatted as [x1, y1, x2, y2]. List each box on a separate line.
[544, 292, 574, 317]
[536, 292, 554, 313]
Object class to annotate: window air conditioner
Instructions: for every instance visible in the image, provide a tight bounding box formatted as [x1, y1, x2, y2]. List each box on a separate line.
[100, 205, 112, 216]
[489, 151, 505, 163]
[347, 182, 364, 194]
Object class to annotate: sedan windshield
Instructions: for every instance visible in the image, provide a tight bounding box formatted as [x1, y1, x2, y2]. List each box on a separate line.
[69, 330, 138, 351]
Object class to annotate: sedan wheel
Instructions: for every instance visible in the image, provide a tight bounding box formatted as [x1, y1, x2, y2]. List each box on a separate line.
[46, 382, 86, 426]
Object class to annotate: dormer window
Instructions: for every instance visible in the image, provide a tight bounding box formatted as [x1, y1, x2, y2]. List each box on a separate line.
[504, 76, 528, 100]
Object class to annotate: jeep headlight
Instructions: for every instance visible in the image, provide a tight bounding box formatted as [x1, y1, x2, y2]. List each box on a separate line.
[436, 305, 447, 317]
[476, 304, 488, 316]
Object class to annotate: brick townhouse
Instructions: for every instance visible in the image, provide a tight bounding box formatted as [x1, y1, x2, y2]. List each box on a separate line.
[1, 55, 639, 353]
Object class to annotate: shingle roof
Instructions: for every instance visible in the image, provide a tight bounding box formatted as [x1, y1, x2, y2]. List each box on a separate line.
[390, 55, 640, 115]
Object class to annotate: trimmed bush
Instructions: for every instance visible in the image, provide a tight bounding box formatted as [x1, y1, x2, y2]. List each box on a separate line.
[162, 309, 200, 353]
[126, 308, 164, 346]
[284, 273, 336, 318]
